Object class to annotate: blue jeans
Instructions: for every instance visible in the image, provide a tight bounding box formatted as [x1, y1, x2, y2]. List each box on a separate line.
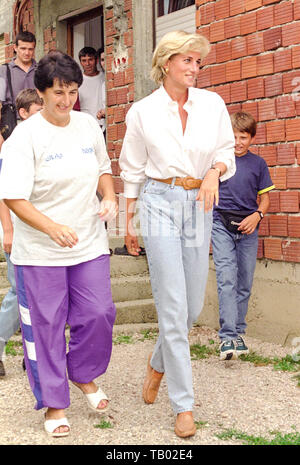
[140, 179, 212, 414]
[211, 219, 258, 341]
[0, 252, 20, 359]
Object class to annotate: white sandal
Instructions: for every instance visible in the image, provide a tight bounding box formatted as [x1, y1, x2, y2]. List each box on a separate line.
[85, 387, 109, 413]
[44, 416, 70, 437]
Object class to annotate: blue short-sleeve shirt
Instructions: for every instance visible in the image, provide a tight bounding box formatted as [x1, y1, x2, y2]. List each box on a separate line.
[214, 150, 275, 220]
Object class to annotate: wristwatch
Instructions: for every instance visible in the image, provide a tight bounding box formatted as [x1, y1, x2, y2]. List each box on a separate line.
[256, 210, 264, 221]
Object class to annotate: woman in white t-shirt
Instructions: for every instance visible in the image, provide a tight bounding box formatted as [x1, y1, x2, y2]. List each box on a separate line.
[0, 51, 118, 437]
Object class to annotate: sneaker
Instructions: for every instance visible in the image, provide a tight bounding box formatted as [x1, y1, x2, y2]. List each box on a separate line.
[0, 360, 6, 377]
[219, 340, 237, 360]
[235, 335, 249, 356]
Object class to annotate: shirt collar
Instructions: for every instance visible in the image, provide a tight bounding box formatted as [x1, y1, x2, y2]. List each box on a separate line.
[10, 58, 37, 71]
[157, 85, 196, 112]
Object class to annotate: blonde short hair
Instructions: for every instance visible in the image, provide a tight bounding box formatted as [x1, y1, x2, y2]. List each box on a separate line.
[151, 30, 210, 85]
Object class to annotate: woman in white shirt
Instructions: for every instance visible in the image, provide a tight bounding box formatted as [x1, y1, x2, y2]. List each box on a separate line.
[119, 30, 235, 438]
[0, 51, 117, 437]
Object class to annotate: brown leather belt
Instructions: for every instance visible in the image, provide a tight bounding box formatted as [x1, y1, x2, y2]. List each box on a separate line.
[152, 176, 202, 190]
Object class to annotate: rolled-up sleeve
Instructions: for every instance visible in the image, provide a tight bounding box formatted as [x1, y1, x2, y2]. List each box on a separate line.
[0, 127, 34, 200]
[212, 100, 236, 182]
[119, 105, 148, 198]
[0, 66, 7, 103]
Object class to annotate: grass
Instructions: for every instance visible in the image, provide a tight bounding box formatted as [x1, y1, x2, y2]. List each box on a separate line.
[190, 343, 218, 360]
[94, 419, 113, 429]
[113, 334, 134, 345]
[139, 328, 159, 341]
[5, 340, 23, 356]
[195, 420, 208, 429]
[216, 428, 300, 445]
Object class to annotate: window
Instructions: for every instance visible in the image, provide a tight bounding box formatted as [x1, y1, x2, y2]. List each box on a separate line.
[157, 0, 195, 17]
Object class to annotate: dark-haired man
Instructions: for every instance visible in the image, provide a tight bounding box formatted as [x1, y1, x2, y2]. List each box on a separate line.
[78, 46, 106, 137]
[0, 31, 37, 148]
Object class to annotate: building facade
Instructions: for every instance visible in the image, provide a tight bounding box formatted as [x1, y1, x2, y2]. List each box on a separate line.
[1, 0, 300, 344]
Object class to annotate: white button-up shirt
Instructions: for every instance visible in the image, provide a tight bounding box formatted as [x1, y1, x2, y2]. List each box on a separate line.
[119, 86, 236, 198]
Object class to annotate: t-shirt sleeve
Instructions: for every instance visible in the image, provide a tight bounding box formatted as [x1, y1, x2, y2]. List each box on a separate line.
[87, 114, 112, 176]
[0, 65, 7, 103]
[258, 159, 275, 194]
[0, 125, 35, 200]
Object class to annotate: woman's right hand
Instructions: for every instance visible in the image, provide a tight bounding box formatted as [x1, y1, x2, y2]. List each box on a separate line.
[125, 232, 141, 256]
[48, 223, 78, 248]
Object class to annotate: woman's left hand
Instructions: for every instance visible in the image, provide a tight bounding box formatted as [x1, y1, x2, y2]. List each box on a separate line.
[196, 169, 220, 212]
[99, 197, 118, 222]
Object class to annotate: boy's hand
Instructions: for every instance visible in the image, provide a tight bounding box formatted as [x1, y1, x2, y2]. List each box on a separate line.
[238, 212, 261, 235]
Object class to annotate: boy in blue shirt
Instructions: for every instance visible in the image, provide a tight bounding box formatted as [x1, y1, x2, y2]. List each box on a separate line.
[212, 111, 275, 361]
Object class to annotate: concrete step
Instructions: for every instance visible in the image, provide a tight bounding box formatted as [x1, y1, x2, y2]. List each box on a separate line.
[111, 275, 152, 302]
[115, 298, 157, 325]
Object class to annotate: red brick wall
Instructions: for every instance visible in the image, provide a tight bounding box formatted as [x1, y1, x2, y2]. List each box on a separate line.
[104, 0, 134, 203]
[197, 0, 300, 262]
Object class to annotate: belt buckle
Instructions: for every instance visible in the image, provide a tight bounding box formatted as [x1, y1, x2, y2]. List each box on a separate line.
[182, 176, 195, 190]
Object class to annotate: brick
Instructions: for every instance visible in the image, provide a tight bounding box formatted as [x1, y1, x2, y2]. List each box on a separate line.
[211, 64, 226, 85]
[107, 89, 117, 106]
[282, 241, 300, 262]
[297, 143, 300, 163]
[276, 96, 296, 119]
[113, 72, 125, 87]
[263, 27, 282, 51]
[266, 120, 285, 142]
[116, 87, 129, 105]
[210, 21, 225, 42]
[113, 106, 125, 124]
[224, 16, 240, 39]
[113, 177, 124, 194]
[229, 0, 245, 16]
[240, 11, 257, 35]
[199, 3, 215, 24]
[274, 49, 292, 73]
[258, 216, 269, 235]
[287, 167, 300, 188]
[274, 1, 293, 26]
[268, 167, 286, 189]
[264, 238, 283, 260]
[265, 74, 283, 97]
[269, 215, 288, 236]
[280, 192, 300, 212]
[202, 44, 216, 66]
[231, 37, 247, 59]
[247, 77, 265, 99]
[268, 191, 280, 212]
[226, 60, 241, 82]
[258, 99, 276, 121]
[257, 6, 274, 31]
[247, 32, 264, 55]
[259, 145, 277, 165]
[295, 0, 300, 20]
[263, 0, 280, 4]
[230, 81, 247, 102]
[215, 0, 230, 20]
[257, 53, 274, 75]
[277, 144, 296, 165]
[107, 125, 118, 142]
[197, 67, 211, 88]
[286, 119, 300, 142]
[241, 56, 257, 78]
[292, 45, 300, 69]
[254, 122, 267, 144]
[246, 0, 263, 11]
[282, 71, 300, 94]
[242, 101, 258, 120]
[282, 22, 300, 47]
[257, 238, 264, 258]
[227, 103, 242, 115]
[197, 24, 210, 41]
[288, 216, 300, 238]
[215, 84, 231, 103]
[216, 42, 232, 63]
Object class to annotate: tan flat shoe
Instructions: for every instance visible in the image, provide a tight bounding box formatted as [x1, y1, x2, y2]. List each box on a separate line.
[142, 353, 164, 404]
[174, 411, 196, 438]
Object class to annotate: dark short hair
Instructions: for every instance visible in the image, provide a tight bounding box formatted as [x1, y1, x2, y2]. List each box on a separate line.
[34, 50, 83, 92]
[96, 46, 104, 58]
[15, 31, 36, 46]
[16, 88, 43, 113]
[230, 111, 257, 138]
[78, 46, 97, 60]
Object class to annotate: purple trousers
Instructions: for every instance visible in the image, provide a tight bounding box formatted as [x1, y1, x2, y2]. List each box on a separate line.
[14, 255, 116, 410]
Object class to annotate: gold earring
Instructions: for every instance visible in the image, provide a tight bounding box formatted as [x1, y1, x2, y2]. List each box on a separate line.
[165, 67, 169, 74]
